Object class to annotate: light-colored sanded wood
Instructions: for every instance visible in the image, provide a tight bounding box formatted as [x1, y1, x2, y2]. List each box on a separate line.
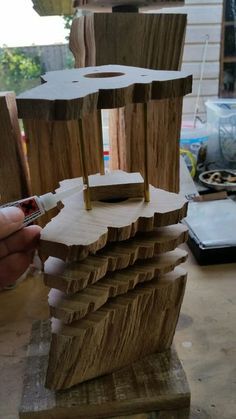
[49, 248, 187, 323]
[46, 267, 187, 389]
[44, 223, 188, 293]
[0, 92, 30, 203]
[39, 175, 188, 261]
[17, 65, 192, 121]
[80, 171, 144, 201]
[19, 320, 190, 418]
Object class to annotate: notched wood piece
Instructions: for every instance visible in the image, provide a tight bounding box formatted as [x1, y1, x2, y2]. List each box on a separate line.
[49, 248, 188, 323]
[88, 171, 144, 201]
[39, 176, 188, 262]
[17, 65, 192, 120]
[46, 267, 187, 389]
[19, 319, 190, 418]
[44, 223, 188, 294]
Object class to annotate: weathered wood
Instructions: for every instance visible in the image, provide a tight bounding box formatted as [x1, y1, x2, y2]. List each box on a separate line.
[19, 320, 190, 418]
[49, 248, 187, 323]
[39, 175, 188, 261]
[17, 65, 192, 121]
[44, 223, 188, 293]
[32, 0, 75, 15]
[46, 267, 187, 389]
[31, 0, 185, 16]
[0, 92, 30, 203]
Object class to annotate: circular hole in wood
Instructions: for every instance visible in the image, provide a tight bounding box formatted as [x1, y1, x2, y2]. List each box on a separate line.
[84, 72, 125, 79]
[99, 197, 128, 203]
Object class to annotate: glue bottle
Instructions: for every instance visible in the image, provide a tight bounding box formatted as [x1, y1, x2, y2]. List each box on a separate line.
[0, 184, 82, 226]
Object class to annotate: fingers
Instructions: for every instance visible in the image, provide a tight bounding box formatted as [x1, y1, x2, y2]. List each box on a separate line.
[0, 207, 24, 240]
[0, 225, 41, 259]
[0, 251, 34, 289]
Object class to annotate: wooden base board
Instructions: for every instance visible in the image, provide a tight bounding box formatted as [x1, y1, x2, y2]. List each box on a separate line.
[19, 320, 190, 419]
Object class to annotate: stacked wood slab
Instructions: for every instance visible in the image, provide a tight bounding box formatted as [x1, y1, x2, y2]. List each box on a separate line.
[38, 174, 189, 390]
[16, 65, 191, 391]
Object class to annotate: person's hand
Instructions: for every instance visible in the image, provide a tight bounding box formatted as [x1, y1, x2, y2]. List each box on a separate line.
[0, 207, 41, 289]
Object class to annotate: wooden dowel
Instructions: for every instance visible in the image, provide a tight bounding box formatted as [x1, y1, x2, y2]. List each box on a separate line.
[143, 103, 150, 202]
[78, 119, 91, 210]
[97, 110, 105, 175]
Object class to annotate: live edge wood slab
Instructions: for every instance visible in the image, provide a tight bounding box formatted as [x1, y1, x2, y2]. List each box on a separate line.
[48, 248, 187, 323]
[17, 65, 192, 121]
[46, 267, 187, 389]
[19, 320, 190, 418]
[44, 224, 188, 294]
[39, 175, 188, 262]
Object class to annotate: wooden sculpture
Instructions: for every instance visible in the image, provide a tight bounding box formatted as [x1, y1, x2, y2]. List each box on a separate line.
[69, 8, 187, 193]
[18, 65, 191, 202]
[18, 64, 191, 417]
[38, 173, 188, 389]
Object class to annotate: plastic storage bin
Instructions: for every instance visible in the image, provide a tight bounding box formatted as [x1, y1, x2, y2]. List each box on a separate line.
[180, 122, 208, 177]
[206, 99, 236, 170]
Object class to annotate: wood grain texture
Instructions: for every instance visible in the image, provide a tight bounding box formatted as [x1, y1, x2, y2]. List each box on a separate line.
[17, 65, 192, 121]
[70, 14, 187, 70]
[46, 267, 187, 389]
[110, 97, 183, 193]
[69, 13, 188, 193]
[19, 320, 190, 418]
[23, 114, 103, 197]
[39, 176, 188, 261]
[0, 92, 30, 203]
[44, 223, 188, 293]
[49, 248, 187, 323]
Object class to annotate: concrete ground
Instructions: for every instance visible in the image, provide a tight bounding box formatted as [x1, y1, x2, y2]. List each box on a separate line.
[175, 245, 236, 419]
[0, 244, 235, 418]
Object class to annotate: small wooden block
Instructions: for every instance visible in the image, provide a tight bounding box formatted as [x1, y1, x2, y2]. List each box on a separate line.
[46, 267, 187, 389]
[86, 171, 144, 201]
[39, 175, 188, 262]
[19, 320, 190, 419]
[48, 248, 187, 323]
[44, 223, 188, 293]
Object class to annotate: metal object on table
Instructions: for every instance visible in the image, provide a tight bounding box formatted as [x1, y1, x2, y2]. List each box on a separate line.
[199, 169, 236, 191]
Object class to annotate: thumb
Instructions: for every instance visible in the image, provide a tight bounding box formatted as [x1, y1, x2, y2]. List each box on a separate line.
[0, 207, 24, 240]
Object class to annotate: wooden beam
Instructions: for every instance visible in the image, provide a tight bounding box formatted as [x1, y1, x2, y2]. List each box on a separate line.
[19, 320, 190, 418]
[32, 0, 75, 15]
